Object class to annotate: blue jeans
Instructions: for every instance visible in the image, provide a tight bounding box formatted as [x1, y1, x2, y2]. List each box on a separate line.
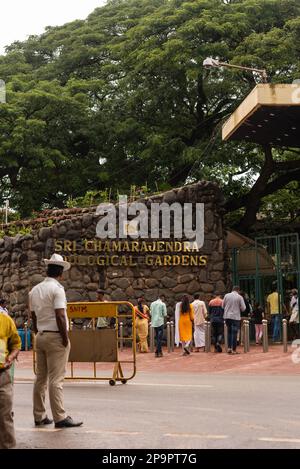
[271, 314, 282, 342]
[154, 325, 164, 354]
[226, 319, 240, 351]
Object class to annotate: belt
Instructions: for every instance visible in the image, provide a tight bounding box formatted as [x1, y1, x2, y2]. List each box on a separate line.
[40, 331, 60, 333]
[0, 368, 8, 373]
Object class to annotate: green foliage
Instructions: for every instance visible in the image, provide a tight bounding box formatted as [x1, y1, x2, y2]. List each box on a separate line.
[0, 0, 299, 229]
[66, 189, 111, 208]
[0, 224, 32, 238]
[260, 182, 300, 223]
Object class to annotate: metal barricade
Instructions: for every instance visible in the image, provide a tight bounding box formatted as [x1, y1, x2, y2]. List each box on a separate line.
[262, 319, 268, 353]
[283, 319, 288, 353]
[33, 301, 136, 386]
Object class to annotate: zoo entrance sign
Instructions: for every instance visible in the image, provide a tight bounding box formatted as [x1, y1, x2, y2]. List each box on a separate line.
[56, 196, 208, 267]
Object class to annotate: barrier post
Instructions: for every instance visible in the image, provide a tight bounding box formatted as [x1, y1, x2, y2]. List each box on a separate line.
[119, 321, 124, 351]
[150, 323, 154, 353]
[283, 319, 288, 353]
[166, 322, 171, 353]
[243, 320, 250, 353]
[243, 321, 247, 353]
[205, 321, 211, 353]
[170, 321, 175, 352]
[224, 321, 228, 353]
[262, 320, 268, 352]
[24, 322, 28, 351]
[247, 320, 251, 352]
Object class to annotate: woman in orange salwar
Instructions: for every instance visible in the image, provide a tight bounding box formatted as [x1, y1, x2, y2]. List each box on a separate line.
[179, 295, 194, 355]
[134, 297, 150, 353]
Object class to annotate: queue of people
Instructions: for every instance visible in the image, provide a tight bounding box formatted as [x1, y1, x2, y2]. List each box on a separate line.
[132, 286, 299, 357]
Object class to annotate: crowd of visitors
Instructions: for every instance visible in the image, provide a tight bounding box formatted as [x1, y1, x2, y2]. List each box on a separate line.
[132, 286, 299, 357]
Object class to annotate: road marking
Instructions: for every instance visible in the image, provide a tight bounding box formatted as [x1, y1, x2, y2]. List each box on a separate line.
[17, 427, 62, 433]
[231, 421, 268, 430]
[164, 433, 228, 440]
[258, 437, 300, 444]
[129, 383, 213, 388]
[85, 430, 141, 435]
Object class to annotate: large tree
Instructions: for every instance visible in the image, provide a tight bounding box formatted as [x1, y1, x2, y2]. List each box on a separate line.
[0, 0, 299, 231]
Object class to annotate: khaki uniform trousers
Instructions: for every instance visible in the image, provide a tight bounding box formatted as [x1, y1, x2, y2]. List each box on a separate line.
[33, 332, 70, 424]
[0, 370, 16, 449]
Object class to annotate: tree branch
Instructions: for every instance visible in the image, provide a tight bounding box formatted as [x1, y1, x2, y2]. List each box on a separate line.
[225, 145, 274, 212]
[274, 160, 300, 171]
[261, 169, 300, 198]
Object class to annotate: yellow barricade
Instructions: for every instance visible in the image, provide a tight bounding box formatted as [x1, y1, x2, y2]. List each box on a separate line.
[33, 301, 136, 386]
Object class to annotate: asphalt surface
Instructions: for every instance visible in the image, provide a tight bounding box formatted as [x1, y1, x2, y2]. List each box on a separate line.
[14, 373, 300, 449]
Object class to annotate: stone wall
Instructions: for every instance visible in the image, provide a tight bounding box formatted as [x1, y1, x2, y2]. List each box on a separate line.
[0, 181, 229, 326]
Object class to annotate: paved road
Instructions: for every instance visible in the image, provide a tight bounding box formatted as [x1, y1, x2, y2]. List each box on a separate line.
[14, 373, 300, 449]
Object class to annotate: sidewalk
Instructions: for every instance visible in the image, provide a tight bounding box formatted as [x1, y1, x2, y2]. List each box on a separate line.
[15, 344, 300, 381]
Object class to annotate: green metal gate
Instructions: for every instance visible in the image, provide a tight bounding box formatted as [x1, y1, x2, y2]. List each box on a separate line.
[231, 233, 300, 339]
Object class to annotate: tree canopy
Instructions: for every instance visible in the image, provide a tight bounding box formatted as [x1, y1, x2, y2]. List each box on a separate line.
[0, 0, 299, 233]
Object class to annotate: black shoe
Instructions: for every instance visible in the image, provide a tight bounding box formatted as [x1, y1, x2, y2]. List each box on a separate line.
[35, 417, 53, 426]
[216, 344, 223, 353]
[184, 347, 190, 355]
[155, 352, 159, 357]
[55, 416, 83, 428]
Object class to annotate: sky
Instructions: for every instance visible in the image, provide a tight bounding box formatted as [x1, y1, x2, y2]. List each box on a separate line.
[0, 0, 107, 54]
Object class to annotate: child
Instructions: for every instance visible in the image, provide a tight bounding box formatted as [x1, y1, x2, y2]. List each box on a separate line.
[252, 303, 264, 344]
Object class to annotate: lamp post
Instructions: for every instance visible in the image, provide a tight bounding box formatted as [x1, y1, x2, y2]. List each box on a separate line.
[203, 57, 268, 83]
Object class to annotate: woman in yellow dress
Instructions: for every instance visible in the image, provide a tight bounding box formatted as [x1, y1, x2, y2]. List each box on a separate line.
[179, 295, 194, 355]
[134, 297, 150, 353]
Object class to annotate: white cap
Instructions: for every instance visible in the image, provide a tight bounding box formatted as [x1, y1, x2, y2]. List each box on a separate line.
[44, 253, 71, 272]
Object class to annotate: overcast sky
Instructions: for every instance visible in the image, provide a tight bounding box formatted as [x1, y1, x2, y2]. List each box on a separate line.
[0, 0, 107, 54]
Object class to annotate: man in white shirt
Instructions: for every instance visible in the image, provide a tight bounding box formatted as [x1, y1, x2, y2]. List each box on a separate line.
[192, 294, 207, 351]
[29, 253, 83, 428]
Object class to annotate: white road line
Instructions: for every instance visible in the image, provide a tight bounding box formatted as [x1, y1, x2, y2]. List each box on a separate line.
[129, 383, 213, 388]
[164, 433, 228, 440]
[85, 430, 141, 435]
[17, 427, 62, 433]
[258, 437, 300, 444]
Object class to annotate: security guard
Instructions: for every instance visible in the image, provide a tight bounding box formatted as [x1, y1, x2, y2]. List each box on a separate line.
[29, 253, 83, 428]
